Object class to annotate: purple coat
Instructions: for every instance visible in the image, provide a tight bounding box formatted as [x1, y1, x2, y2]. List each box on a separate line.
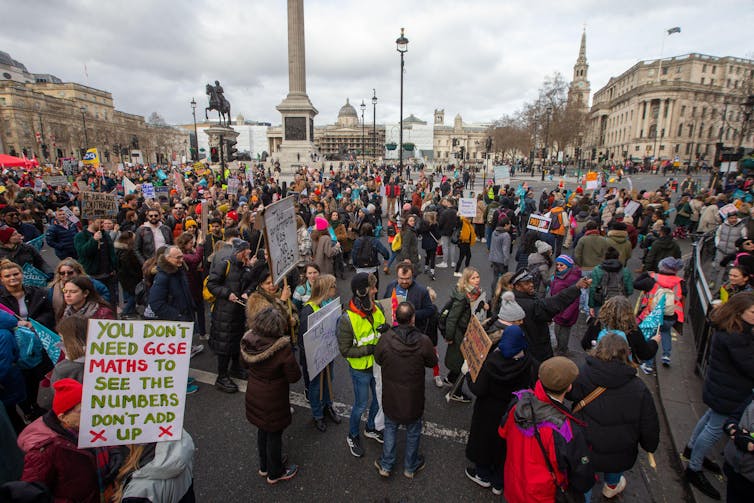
[551, 265, 582, 327]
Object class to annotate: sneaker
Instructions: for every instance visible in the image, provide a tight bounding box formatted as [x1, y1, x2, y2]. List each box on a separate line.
[450, 392, 472, 403]
[267, 464, 298, 485]
[436, 262, 448, 269]
[453, 272, 462, 277]
[640, 363, 655, 375]
[451, 262, 456, 267]
[186, 383, 199, 395]
[491, 485, 503, 496]
[404, 455, 426, 479]
[434, 376, 444, 388]
[662, 356, 671, 367]
[465, 467, 491, 488]
[441, 376, 454, 387]
[682, 446, 722, 474]
[346, 435, 364, 458]
[364, 427, 384, 444]
[214, 375, 239, 393]
[229, 367, 248, 380]
[601, 475, 627, 498]
[258, 455, 289, 477]
[374, 459, 390, 478]
[684, 468, 721, 500]
[190, 344, 204, 358]
[198, 333, 210, 341]
[187, 377, 195, 385]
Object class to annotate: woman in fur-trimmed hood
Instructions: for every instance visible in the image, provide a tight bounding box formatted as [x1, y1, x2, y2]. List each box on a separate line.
[241, 307, 301, 482]
[246, 266, 299, 342]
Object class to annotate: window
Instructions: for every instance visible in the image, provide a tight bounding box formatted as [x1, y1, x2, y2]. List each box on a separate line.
[702, 64, 707, 72]
[662, 67, 669, 75]
[735, 80, 739, 88]
[701, 77, 705, 84]
[678, 124, 684, 136]
[688, 124, 694, 136]
[702, 106, 707, 117]
[711, 79, 715, 86]
[680, 105, 686, 117]
[712, 65, 717, 74]
[727, 78, 732, 87]
[685, 143, 691, 154]
[692, 106, 697, 117]
[675, 144, 680, 153]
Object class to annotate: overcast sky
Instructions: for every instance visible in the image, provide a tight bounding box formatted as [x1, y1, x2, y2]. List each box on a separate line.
[2, 0, 752, 127]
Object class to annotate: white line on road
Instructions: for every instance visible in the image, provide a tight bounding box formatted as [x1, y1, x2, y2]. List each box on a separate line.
[188, 368, 470, 444]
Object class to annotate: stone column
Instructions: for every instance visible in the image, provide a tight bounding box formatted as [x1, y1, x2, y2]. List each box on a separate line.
[288, 0, 306, 96]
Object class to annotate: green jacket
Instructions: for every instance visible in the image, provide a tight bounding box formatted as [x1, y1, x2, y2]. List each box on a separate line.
[73, 229, 117, 277]
[444, 288, 471, 374]
[588, 261, 634, 308]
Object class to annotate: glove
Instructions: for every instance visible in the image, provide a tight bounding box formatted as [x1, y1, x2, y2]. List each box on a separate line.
[733, 431, 754, 452]
[723, 421, 738, 437]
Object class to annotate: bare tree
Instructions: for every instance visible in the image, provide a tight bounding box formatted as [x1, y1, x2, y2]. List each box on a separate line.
[147, 112, 167, 126]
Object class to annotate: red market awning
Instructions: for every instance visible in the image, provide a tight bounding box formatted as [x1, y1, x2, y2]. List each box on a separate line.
[0, 154, 38, 168]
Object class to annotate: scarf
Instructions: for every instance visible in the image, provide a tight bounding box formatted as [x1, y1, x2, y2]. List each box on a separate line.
[465, 285, 482, 302]
[63, 300, 100, 320]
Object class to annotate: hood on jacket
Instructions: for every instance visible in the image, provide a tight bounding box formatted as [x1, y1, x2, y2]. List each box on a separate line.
[157, 253, 185, 275]
[388, 325, 425, 352]
[240, 332, 290, 364]
[17, 416, 56, 452]
[607, 230, 628, 243]
[128, 432, 194, 481]
[512, 385, 572, 440]
[600, 258, 623, 273]
[483, 349, 533, 383]
[580, 356, 636, 389]
[114, 241, 132, 251]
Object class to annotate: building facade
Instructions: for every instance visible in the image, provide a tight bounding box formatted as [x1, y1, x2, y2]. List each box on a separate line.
[586, 53, 754, 164]
[432, 110, 491, 164]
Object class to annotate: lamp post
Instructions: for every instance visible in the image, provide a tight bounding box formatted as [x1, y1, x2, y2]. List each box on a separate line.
[543, 105, 552, 180]
[360, 99, 366, 163]
[80, 106, 89, 149]
[396, 28, 408, 177]
[190, 97, 198, 161]
[372, 89, 377, 160]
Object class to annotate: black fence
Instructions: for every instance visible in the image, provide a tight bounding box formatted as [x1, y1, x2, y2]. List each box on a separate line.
[685, 232, 716, 377]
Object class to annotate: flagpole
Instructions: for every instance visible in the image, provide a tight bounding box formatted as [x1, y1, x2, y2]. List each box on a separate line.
[653, 27, 681, 161]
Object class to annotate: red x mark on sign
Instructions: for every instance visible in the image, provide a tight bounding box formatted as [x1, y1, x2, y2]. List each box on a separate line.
[89, 429, 107, 443]
[158, 426, 173, 438]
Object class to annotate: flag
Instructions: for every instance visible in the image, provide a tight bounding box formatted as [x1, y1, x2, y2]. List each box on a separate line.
[123, 176, 137, 194]
[83, 148, 100, 168]
[22, 263, 48, 288]
[667, 26, 681, 35]
[639, 294, 666, 340]
[26, 235, 44, 251]
[29, 318, 62, 363]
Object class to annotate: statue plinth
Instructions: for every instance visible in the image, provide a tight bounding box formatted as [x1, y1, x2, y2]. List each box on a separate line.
[203, 126, 239, 169]
[276, 94, 318, 177]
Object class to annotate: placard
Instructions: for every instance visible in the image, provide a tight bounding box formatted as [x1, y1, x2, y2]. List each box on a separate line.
[61, 206, 80, 225]
[303, 300, 342, 380]
[493, 165, 510, 184]
[227, 178, 240, 196]
[44, 175, 68, 187]
[624, 200, 641, 217]
[460, 316, 492, 382]
[458, 197, 476, 218]
[307, 296, 341, 330]
[62, 158, 78, 176]
[22, 263, 48, 287]
[79, 319, 194, 448]
[527, 213, 551, 232]
[81, 191, 118, 220]
[585, 172, 599, 190]
[142, 183, 155, 199]
[262, 196, 300, 284]
[123, 177, 137, 194]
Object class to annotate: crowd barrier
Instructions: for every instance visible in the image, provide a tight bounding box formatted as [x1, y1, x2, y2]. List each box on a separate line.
[685, 232, 716, 376]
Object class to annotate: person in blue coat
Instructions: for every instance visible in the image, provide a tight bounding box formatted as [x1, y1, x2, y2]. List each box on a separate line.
[45, 208, 78, 260]
[148, 246, 195, 323]
[0, 309, 25, 434]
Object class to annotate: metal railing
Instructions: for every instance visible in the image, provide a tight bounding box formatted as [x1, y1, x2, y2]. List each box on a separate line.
[686, 232, 716, 376]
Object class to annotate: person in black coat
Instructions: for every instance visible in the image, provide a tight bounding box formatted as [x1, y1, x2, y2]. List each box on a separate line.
[382, 262, 435, 330]
[148, 247, 195, 323]
[567, 333, 660, 499]
[684, 292, 754, 499]
[511, 268, 590, 362]
[465, 325, 538, 494]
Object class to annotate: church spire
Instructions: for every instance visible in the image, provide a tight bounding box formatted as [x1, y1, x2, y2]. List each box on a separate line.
[569, 28, 590, 111]
[577, 29, 587, 65]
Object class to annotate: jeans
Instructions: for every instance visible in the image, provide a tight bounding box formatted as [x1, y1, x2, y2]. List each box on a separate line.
[687, 408, 727, 471]
[424, 248, 436, 270]
[584, 472, 623, 501]
[378, 416, 423, 472]
[194, 302, 206, 336]
[491, 262, 507, 296]
[257, 429, 283, 479]
[646, 317, 675, 368]
[485, 226, 494, 250]
[554, 324, 571, 354]
[309, 362, 333, 420]
[579, 269, 592, 314]
[439, 236, 457, 265]
[349, 367, 379, 437]
[455, 243, 471, 273]
[387, 249, 399, 268]
[121, 290, 136, 315]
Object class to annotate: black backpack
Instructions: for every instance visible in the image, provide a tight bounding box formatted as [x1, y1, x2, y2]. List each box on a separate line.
[437, 298, 455, 337]
[354, 237, 377, 268]
[593, 269, 626, 305]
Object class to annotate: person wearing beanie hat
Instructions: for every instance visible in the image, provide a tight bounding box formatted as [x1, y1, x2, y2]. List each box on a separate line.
[465, 323, 536, 493]
[311, 216, 340, 276]
[496, 291, 525, 324]
[499, 355, 593, 502]
[642, 224, 681, 273]
[338, 271, 386, 457]
[0, 227, 51, 275]
[225, 210, 239, 225]
[527, 241, 553, 295]
[550, 254, 582, 355]
[17, 377, 102, 502]
[657, 256, 683, 273]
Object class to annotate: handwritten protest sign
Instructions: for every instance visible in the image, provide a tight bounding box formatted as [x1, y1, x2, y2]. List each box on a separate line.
[263, 196, 300, 284]
[79, 319, 194, 448]
[624, 200, 641, 217]
[460, 316, 492, 382]
[142, 183, 155, 199]
[44, 175, 68, 187]
[227, 178, 240, 196]
[494, 165, 511, 185]
[61, 158, 78, 176]
[61, 206, 79, 225]
[307, 297, 340, 331]
[527, 213, 551, 232]
[22, 263, 48, 287]
[81, 191, 118, 220]
[303, 300, 342, 380]
[458, 198, 476, 218]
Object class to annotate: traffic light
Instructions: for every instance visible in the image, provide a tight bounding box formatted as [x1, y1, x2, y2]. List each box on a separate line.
[459, 146, 465, 159]
[210, 146, 219, 163]
[452, 138, 458, 147]
[591, 148, 597, 161]
[226, 138, 238, 162]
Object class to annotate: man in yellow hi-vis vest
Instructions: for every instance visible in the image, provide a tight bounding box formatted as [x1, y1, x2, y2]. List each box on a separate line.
[338, 272, 386, 458]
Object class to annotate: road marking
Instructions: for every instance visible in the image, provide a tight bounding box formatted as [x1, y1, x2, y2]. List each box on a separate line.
[188, 368, 470, 444]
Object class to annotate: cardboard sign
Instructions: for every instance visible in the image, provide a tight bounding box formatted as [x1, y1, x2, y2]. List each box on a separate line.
[527, 213, 551, 232]
[22, 263, 48, 287]
[303, 300, 342, 380]
[458, 197, 476, 218]
[81, 192, 118, 220]
[142, 183, 155, 199]
[460, 316, 492, 382]
[44, 175, 69, 187]
[62, 158, 78, 176]
[79, 319, 194, 448]
[262, 196, 300, 284]
[624, 200, 641, 217]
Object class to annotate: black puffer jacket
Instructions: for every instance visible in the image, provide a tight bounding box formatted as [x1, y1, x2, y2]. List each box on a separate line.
[568, 356, 660, 473]
[466, 349, 538, 466]
[514, 285, 581, 362]
[702, 327, 754, 415]
[206, 254, 252, 356]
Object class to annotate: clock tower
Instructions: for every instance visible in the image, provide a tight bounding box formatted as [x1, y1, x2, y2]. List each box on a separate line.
[568, 29, 590, 112]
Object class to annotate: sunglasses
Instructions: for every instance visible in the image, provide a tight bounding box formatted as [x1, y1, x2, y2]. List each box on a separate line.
[59, 270, 76, 277]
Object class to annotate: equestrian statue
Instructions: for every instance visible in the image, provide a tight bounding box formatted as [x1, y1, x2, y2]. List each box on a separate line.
[205, 80, 231, 126]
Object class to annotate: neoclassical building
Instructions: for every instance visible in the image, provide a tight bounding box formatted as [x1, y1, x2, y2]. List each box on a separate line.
[586, 53, 754, 163]
[432, 110, 491, 164]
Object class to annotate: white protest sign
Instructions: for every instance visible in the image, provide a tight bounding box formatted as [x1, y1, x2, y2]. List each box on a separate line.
[79, 319, 194, 448]
[61, 206, 79, 225]
[227, 178, 240, 196]
[142, 183, 155, 199]
[262, 196, 300, 284]
[458, 197, 476, 218]
[624, 200, 641, 217]
[307, 297, 340, 330]
[44, 175, 69, 187]
[493, 165, 511, 184]
[527, 213, 551, 232]
[303, 301, 342, 380]
[123, 177, 137, 194]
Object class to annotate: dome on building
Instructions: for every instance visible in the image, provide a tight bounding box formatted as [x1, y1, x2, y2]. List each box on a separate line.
[337, 98, 359, 128]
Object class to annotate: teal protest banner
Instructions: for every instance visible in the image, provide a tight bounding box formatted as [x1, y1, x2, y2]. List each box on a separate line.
[22, 263, 48, 287]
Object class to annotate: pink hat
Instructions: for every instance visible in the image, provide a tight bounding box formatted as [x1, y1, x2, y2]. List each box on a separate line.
[314, 216, 328, 231]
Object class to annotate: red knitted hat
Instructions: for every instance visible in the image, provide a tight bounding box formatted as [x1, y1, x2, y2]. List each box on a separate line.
[52, 378, 83, 415]
[0, 227, 15, 244]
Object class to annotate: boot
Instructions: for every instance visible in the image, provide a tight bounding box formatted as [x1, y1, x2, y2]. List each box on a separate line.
[215, 375, 239, 393]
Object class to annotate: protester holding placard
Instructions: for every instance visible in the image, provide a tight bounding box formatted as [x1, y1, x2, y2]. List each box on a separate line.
[246, 266, 298, 346]
[298, 274, 340, 432]
[241, 307, 302, 484]
[0, 227, 52, 276]
[453, 217, 477, 277]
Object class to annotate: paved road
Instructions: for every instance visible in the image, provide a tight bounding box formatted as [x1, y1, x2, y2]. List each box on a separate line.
[38, 172, 692, 502]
